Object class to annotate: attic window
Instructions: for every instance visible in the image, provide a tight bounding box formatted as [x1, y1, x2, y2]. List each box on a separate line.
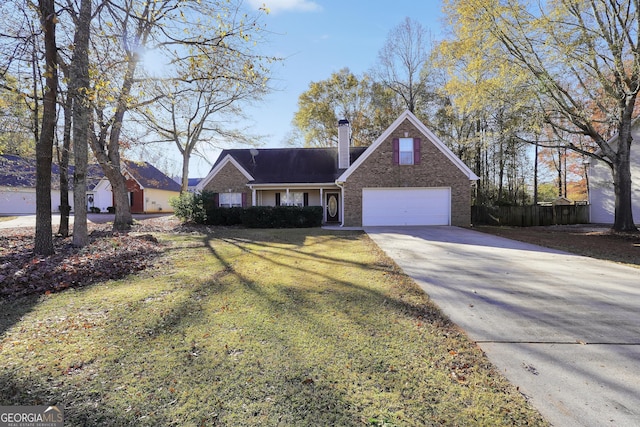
[393, 137, 421, 165]
[399, 138, 414, 165]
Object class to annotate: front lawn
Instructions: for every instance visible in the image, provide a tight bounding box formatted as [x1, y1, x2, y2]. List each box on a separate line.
[0, 228, 547, 426]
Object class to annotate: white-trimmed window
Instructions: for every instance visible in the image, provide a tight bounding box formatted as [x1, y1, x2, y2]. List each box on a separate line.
[219, 192, 242, 208]
[276, 192, 308, 207]
[399, 138, 414, 165]
[289, 192, 304, 207]
[393, 137, 421, 165]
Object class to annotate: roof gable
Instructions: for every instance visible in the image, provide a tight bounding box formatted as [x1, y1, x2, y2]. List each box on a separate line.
[196, 154, 255, 191]
[337, 110, 479, 182]
[121, 160, 181, 191]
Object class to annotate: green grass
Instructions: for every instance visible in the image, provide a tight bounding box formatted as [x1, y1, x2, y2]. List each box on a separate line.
[0, 228, 548, 426]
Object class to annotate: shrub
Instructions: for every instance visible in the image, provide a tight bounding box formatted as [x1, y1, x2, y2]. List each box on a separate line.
[107, 206, 115, 214]
[171, 192, 323, 228]
[89, 207, 101, 213]
[241, 206, 323, 228]
[170, 192, 207, 223]
[205, 207, 243, 226]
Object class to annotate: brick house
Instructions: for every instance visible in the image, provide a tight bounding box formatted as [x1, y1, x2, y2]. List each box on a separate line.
[196, 110, 479, 227]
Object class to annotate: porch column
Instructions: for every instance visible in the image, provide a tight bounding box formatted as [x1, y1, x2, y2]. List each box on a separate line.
[320, 188, 324, 222]
[252, 188, 257, 206]
[286, 188, 290, 206]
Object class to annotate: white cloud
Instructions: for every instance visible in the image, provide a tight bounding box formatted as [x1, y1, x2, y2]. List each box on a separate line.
[247, 0, 322, 14]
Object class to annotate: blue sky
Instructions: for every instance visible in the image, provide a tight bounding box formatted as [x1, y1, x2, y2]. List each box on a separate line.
[186, 0, 446, 177]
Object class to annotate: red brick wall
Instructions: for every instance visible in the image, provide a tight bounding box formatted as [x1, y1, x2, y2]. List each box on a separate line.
[343, 119, 472, 227]
[201, 163, 253, 206]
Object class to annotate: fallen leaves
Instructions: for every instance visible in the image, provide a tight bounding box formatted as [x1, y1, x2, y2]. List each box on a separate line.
[0, 226, 165, 299]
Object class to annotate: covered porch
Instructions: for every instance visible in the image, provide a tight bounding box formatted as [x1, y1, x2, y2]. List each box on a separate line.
[248, 183, 342, 224]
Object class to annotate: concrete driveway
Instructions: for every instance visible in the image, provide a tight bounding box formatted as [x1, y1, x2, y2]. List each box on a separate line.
[366, 226, 640, 427]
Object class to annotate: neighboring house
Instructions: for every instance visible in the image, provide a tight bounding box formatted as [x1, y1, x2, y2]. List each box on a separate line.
[173, 177, 202, 193]
[187, 178, 202, 192]
[91, 160, 181, 213]
[0, 155, 180, 215]
[589, 123, 640, 224]
[196, 110, 479, 227]
[0, 155, 103, 215]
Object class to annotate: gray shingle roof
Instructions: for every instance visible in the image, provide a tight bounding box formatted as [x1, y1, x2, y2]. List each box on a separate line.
[0, 155, 179, 192]
[0, 154, 104, 190]
[212, 147, 368, 184]
[122, 160, 181, 191]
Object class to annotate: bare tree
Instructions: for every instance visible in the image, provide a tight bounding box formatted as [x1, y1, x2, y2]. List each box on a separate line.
[135, 1, 275, 193]
[85, 0, 274, 228]
[140, 77, 266, 193]
[372, 17, 431, 114]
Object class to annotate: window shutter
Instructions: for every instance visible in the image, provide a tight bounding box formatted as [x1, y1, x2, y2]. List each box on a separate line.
[414, 138, 421, 164]
[241, 192, 247, 207]
[303, 192, 309, 207]
[275, 193, 281, 206]
[392, 138, 399, 164]
[213, 193, 219, 208]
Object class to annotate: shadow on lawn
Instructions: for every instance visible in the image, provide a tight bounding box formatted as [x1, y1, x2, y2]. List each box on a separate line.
[0, 229, 450, 425]
[0, 371, 130, 426]
[0, 295, 39, 339]
[204, 229, 448, 331]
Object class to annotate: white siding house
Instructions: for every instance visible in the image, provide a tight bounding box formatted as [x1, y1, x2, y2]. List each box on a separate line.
[589, 126, 640, 225]
[0, 155, 179, 215]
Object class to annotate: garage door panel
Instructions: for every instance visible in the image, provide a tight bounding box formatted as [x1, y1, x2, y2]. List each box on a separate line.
[362, 188, 450, 226]
[0, 190, 36, 214]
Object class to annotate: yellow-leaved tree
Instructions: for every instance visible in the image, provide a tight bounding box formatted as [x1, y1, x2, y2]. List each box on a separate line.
[442, 0, 640, 231]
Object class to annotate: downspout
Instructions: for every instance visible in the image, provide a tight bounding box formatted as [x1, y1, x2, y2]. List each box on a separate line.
[336, 180, 345, 227]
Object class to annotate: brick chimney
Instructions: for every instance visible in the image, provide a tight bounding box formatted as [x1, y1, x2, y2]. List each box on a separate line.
[338, 119, 350, 169]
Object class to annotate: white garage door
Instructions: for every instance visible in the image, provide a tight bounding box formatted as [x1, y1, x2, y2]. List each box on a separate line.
[362, 187, 451, 226]
[0, 189, 37, 214]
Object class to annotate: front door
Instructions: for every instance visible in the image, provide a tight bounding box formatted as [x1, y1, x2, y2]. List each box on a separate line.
[326, 192, 340, 223]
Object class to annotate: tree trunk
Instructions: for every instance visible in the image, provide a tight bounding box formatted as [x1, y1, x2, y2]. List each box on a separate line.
[34, 0, 57, 256]
[71, 0, 92, 247]
[181, 152, 191, 193]
[497, 139, 505, 204]
[57, 94, 72, 237]
[610, 104, 638, 232]
[557, 150, 563, 198]
[533, 139, 539, 205]
[103, 163, 132, 228]
[612, 152, 637, 232]
[613, 161, 637, 231]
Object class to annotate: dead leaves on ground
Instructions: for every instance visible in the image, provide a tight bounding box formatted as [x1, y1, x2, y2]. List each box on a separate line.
[0, 229, 164, 299]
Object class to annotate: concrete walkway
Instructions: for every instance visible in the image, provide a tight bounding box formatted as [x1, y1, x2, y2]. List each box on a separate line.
[365, 226, 640, 427]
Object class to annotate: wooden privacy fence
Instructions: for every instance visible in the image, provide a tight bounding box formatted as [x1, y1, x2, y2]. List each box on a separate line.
[472, 204, 590, 227]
